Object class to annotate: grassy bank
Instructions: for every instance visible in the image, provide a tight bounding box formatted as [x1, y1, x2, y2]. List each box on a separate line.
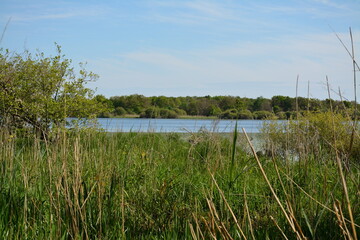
[0, 118, 359, 239]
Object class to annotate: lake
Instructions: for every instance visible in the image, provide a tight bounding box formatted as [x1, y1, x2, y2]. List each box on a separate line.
[94, 118, 272, 133]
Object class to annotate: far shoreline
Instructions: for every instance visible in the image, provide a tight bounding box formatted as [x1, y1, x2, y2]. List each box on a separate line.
[103, 114, 269, 120]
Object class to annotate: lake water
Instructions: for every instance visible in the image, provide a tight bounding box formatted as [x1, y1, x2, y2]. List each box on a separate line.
[94, 118, 271, 133]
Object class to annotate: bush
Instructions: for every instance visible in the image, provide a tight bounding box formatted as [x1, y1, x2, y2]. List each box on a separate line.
[159, 109, 178, 118]
[114, 107, 127, 116]
[262, 111, 359, 162]
[0, 45, 105, 138]
[219, 109, 238, 119]
[173, 108, 187, 116]
[275, 111, 287, 119]
[140, 107, 178, 118]
[140, 107, 160, 118]
[238, 110, 253, 119]
[253, 111, 276, 119]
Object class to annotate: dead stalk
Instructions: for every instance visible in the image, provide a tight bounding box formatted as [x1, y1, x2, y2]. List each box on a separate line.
[327, 77, 357, 240]
[209, 173, 247, 239]
[242, 128, 305, 239]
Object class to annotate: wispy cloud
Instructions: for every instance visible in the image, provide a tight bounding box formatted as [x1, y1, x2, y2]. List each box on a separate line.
[147, 0, 359, 26]
[312, 0, 348, 10]
[147, 0, 240, 24]
[10, 4, 107, 22]
[91, 30, 358, 98]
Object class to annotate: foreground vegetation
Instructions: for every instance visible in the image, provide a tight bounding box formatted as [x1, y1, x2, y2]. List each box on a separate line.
[1, 111, 359, 239]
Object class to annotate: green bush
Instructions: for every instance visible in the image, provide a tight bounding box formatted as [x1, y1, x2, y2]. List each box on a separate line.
[253, 111, 276, 119]
[262, 111, 359, 162]
[140, 107, 160, 118]
[173, 108, 187, 116]
[114, 106, 127, 116]
[140, 107, 178, 118]
[159, 108, 178, 118]
[219, 109, 238, 119]
[238, 110, 253, 119]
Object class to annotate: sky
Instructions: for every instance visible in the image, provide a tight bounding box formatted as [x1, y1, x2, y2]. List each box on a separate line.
[0, 0, 359, 100]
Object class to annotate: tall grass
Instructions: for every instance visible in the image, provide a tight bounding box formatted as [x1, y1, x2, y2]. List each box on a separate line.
[0, 116, 359, 239]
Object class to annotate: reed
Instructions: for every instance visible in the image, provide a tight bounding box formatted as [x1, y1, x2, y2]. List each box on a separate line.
[0, 122, 358, 239]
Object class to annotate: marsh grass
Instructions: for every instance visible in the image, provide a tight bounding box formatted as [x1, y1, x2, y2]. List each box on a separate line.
[0, 120, 359, 239]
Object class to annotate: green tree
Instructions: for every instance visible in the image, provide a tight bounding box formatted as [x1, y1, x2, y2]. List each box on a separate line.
[0, 46, 105, 137]
[271, 95, 294, 112]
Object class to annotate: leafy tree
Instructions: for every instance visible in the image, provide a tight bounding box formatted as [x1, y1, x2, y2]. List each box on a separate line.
[159, 108, 178, 118]
[271, 95, 293, 112]
[114, 106, 127, 116]
[219, 109, 238, 119]
[0, 46, 106, 137]
[173, 108, 187, 116]
[140, 107, 160, 118]
[253, 111, 275, 119]
[238, 110, 253, 119]
[95, 94, 114, 117]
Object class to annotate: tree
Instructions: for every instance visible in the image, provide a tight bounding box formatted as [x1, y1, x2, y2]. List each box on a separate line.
[0, 45, 106, 138]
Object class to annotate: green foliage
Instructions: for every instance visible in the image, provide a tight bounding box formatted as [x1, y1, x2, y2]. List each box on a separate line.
[100, 94, 354, 119]
[114, 106, 127, 116]
[140, 107, 178, 118]
[238, 109, 253, 119]
[0, 46, 105, 137]
[262, 111, 360, 161]
[140, 106, 160, 118]
[173, 107, 187, 116]
[253, 110, 276, 119]
[0, 129, 358, 239]
[219, 108, 238, 119]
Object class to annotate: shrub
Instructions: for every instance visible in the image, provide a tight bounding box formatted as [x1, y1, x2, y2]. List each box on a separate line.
[173, 108, 187, 116]
[253, 111, 276, 119]
[140, 107, 178, 118]
[114, 106, 127, 116]
[0, 46, 106, 138]
[140, 107, 160, 118]
[219, 109, 238, 119]
[159, 109, 178, 118]
[238, 110, 253, 119]
[262, 111, 359, 162]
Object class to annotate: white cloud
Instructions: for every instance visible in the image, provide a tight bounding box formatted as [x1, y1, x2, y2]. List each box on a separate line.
[90, 31, 359, 99]
[10, 4, 107, 22]
[147, 0, 240, 24]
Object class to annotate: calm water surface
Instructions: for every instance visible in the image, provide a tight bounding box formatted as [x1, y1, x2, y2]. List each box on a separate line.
[95, 118, 272, 133]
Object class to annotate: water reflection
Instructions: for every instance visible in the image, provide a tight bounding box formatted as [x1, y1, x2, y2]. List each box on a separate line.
[94, 118, 271, 133]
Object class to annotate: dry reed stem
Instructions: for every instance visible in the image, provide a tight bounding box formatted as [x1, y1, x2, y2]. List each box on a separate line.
[209, 173, 248, 240]
[121, 187, 125, 237]
[243, 187, 255, 240]
[242, 128, 305, 240]
[330, 26, 360, 71]
[334, 200, 352, 240]
[190, 223, 198, 240]
[192, 213, 205, 240]
[286, 200, 306, 239]
[270, 216, 289, 240]
[327, 78, 358, 240]
[280, 169, 360, 228]
[206, 199, 230, 240]
[201, 216, 217, 240]
[349, 27, 358, 157]
[296, 74, 299, 120]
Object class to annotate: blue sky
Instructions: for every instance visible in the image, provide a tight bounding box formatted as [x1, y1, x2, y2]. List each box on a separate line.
[1, 0, 359, 99]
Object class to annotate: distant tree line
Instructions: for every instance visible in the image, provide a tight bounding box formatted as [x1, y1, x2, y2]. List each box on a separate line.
[94, 94, 356, 120]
